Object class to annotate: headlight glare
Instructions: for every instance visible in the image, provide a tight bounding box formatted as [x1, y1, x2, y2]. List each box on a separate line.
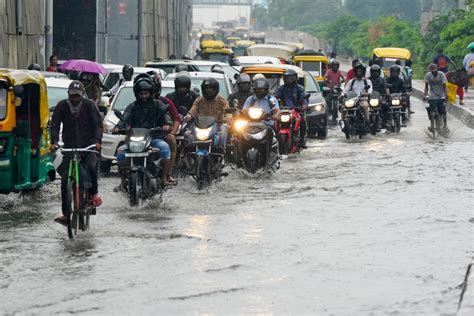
[196, 128, 211, 141]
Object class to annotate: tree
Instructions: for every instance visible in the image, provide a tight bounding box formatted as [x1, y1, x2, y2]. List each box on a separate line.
[345, 0, 422, 22]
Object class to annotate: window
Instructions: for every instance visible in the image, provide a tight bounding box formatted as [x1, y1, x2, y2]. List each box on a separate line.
[298, 61, 322, 77]
[0, 88, 7, 120]
[112, 87, 135, 111]
[47, 87, 68, 109]
[305, 75, 320, 93]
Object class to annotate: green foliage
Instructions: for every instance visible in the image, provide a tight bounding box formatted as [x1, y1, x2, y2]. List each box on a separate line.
[345, 0, 422, 22]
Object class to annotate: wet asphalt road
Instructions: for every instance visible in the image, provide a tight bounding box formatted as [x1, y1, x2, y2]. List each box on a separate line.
[1, 98, 473, 315]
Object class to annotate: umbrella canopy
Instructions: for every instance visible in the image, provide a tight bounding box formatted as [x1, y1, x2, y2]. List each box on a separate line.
[467, 42, 474, 49]
[59, 59, 108, 75]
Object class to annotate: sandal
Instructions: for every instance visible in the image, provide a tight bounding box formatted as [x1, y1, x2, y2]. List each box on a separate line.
[92, 194, 102, 207]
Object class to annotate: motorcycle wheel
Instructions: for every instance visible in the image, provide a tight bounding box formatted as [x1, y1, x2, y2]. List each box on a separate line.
[196, 155, 210, 190]
[332, 100, 338, 121]
[344, 118, 352, 140]
[317, 127, 328, 139]
[129, 172, 140, 206]
[279, 134, 290, 155]
[394, 113, 401, 134]
[370, 116, 378, 136]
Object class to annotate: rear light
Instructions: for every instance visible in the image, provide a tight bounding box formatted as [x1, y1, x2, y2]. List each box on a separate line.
[0, 139, 7, 154]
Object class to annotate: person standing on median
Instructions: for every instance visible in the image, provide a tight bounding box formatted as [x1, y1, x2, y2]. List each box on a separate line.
[433, 49, 455, 74]
[464, 48, 474, 92]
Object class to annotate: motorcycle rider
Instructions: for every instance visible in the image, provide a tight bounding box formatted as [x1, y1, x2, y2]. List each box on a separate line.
[368, 64, 390, 96]
[79, 72, 102, 105]
[228, 74, 253, 110]
[28, 63, 41, 71]
[424, 63, 448, 130]
[109, 64, 134, 98]
[275, 69, 308, 148]
[242, 78, 280, 162]
[166, 72, 200, 117]
[174, 64, 189, 73]
[50, 81, 103, 225]
[345, 59, 361, 83]
[113, 74, 174, 188]
[343, 63, 372, 123]
[325, 60, 344, 89]
[184, 78, 229, 151]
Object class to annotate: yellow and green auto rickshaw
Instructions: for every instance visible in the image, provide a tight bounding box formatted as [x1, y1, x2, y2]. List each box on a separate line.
[202, 47, 234, 63]
[371, 47, 412, 77]
[226, 36, 241, 46]
[294, 51, 329, 88]
[199, 30, 217, 42]
[232, 40, 256, 57]
[0, 70, 55, 194]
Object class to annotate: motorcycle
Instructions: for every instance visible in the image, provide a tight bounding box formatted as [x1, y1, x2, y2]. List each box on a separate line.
[277, 107, 303, 155]
[231, 107, 280, 174]
[387, 93, 403, 134]
[185, 116, 225, 189]
[329, 86, 343, 121]
[339, 88, 370, 140]
[368, 91, 383, 136]
[114, 112, 165, 206]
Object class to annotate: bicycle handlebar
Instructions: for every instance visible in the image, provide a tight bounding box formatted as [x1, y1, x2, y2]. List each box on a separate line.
[60, 144, 100, 155]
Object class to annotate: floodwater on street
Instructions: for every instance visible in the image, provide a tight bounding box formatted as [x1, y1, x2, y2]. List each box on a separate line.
[1, 98, 473, 315]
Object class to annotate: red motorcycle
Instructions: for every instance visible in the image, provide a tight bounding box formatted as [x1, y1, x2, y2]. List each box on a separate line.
[277, 107, 303, 154]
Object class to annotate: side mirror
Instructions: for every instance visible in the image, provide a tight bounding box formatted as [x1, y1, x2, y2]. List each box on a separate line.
[232, 99, 239, 108]
[304, 93, 311, 99]
[364, 85, 371, 91]
[234, 73, 239, 80]
[114, 110, 125, 121]
[13, 85, 24, 96]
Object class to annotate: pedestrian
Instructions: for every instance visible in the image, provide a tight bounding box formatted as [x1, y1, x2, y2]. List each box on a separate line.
[446, 69, 468, 105]
[46, 55, 59, 72]
[433, 49, 455, 73]
[463, 48, 474, 92]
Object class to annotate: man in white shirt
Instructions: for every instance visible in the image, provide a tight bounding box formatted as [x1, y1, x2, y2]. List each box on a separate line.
[344, 63, 372, 123]
[109, 64, 134, 98]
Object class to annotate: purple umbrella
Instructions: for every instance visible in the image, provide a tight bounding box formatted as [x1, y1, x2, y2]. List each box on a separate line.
[59, 59, 108, 75]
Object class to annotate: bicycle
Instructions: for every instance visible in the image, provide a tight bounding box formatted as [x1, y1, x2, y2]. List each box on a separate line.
[426, 97, 447, 140]
[59, 144, 100, 240]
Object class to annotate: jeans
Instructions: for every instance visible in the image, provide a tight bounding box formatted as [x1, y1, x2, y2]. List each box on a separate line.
[116, 138, 171, 162]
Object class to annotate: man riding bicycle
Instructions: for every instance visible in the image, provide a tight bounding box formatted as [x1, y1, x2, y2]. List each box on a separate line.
[424, 63, 448, 130]
[50, 81, 103, 225]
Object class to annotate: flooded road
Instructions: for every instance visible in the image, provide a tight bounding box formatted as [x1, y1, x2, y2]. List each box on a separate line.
[1, 99, 473, 315]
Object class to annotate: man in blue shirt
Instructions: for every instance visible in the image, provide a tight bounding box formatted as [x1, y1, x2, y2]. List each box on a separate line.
[275, 69, 308, 148]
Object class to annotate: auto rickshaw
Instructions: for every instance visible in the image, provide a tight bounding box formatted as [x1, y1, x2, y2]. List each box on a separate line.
[200, 40, 225, 51]
[371, 47, 412, 77]
[235, 26, 249, 39]
[294, 51, 329, 88]
[199, 30, 216, 42]
[249, 32, 265, 44]
[232, 40, 256, 57]
[226, 36, 241, 46]
[0, 70, 55, 194]
[202, 47, 234, 63]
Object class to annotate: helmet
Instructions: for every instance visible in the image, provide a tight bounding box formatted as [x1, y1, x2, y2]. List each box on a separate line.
[79, 72, 94, 87]
[133, 73, 156, 98]
[174, 72, 192, 92]
[331, 60, 340, 68]
[370, 64, 381, 78]
[182, 54, 191, 60]
[253, 78, 269, 99]
[390, 65, 401, 76]
[211, 64, 224, 74]
[252, 73, 266, 82]
[236, 74, 251, 92]
[201, 77, 219, 100]
[283, 68, 298, 85]
[122, 64, 134, 80]
[28, 63, 41, 71]
[174, 64, 189, 73]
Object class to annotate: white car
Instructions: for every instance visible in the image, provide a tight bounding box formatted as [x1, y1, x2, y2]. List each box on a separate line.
[103, 67, 167, 92]
[101, 81, 176, 172]
[236, 56, 282, 67]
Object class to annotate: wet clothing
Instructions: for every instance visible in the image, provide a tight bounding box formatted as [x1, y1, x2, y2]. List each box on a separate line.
[325, 69, 343, 88]
[157, 95, 180, 122]
[275, 84, 307, 109]
[228, 91, 253, 110]
[50, 99, 102, 148]
[115, 99, 171, 130]
[166, 90, 200, 116]
[188, 95, 229, 124]
[425, 72, 447, 99]
[386, 76, 406, 94]
[368, 76, 388, 96]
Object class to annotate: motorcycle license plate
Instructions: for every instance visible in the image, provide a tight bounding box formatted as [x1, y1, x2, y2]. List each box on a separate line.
[125, 152, 149, 158]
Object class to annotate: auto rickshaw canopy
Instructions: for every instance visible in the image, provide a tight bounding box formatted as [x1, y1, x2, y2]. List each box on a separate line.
[0, 69, 49, 129]
[201, 40, 225, 50]
[372, 47, 412, 61]
[240, 64, 304, 78]
[235, 40, 256, 47]
[246, 44, 295, 61]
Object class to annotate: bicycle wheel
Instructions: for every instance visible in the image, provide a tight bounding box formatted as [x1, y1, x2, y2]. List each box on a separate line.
[66, 180, 74, 240]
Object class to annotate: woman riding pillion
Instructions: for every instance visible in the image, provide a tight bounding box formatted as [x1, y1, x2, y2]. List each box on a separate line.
[50, 81, 103, 225]
[113, 74, 174, 189]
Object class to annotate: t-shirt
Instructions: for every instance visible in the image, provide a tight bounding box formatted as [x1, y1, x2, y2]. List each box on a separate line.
[345, 69, 356, 82]
[325, 70, 342, 88]
[425, 71, 447, 99]
[433, 55, 451, 73]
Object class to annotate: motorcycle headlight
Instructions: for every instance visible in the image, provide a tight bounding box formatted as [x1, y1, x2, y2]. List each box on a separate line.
[370, 99, 380, 107]
[280, 114, 291, 123]
[345, 100, 355, 108]
[129, 141, 146, 153]
[248, 107, 264, 120]
[196, 127, 211, 141]
[234, 119, 248, 131]
[392, 99, 400, 106]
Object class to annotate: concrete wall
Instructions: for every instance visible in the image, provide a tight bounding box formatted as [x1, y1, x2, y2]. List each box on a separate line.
[265, 30, 325, 51]
[0, 0, 46, 69]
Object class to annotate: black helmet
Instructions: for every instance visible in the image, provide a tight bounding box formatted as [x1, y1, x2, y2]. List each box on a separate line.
[174, 64, 189, 73]
[28, 63, 41, 71]
[390, 65, 400, 76]
[253, 78, 269, 98]
[201, 77, 219, 100]
[211, 64, 224, 74]
[370, 64, 381, 77]
[283, 68, 298, 85]
[331, 60, 340, 67]
[182, 54, 191, 60]
[133, 73, 156, 98]
[146, 70, 162, 95]
[174, 72, 192, 91]
[122, 64, 134, 80]
[236, 74, 252, 93]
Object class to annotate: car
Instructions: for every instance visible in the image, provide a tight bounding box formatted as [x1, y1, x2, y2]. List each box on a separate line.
[236, 56, 282, 67]
[41, 71, 69, 79]
[103, 67, 166, 91]
[145, 59, 239, 85]
[164, 71, 233, 99]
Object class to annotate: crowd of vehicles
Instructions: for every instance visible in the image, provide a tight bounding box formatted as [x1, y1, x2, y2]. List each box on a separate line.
[0, 39, 449, 240]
